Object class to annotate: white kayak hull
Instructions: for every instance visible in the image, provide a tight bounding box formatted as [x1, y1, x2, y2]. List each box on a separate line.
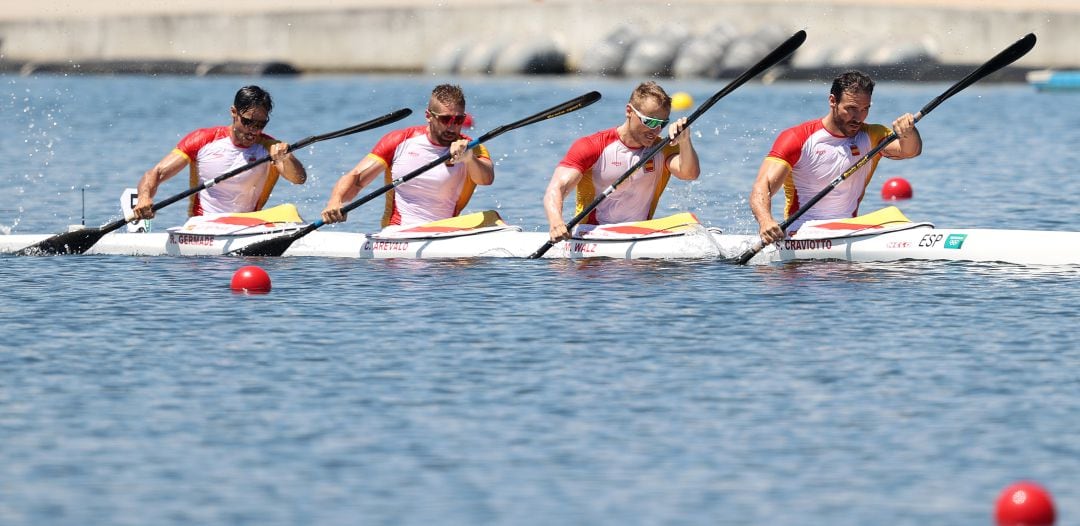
[2, 224, 1078, 265]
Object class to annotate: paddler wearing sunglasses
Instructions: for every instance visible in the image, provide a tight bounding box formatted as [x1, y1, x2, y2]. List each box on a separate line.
[321, 84, 494, 228]
[542, 81, 700, 242]
[133, 85, 307, 219]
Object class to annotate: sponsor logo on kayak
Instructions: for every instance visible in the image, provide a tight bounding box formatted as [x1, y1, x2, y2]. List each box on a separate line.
[775, 239, 832, 251]
[570, 242, 597, 253]
[944, 233, 967, 249]
[170, 233, 214, 246]
[886, 241, 911, 249]
[363, 240, 410, 251]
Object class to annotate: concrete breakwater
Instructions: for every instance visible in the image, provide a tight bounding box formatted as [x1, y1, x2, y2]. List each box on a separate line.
[1, 1, 1077, 78]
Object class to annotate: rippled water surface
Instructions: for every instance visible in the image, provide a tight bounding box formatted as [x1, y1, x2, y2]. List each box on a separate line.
[1, 74, 1078, 525]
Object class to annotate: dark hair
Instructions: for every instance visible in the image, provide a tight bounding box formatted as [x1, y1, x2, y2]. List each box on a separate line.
[430, 84, 466, 109]
[630, 81, 672, 110]
[830, 71, 875, 100]
[234, 85, 273, 114]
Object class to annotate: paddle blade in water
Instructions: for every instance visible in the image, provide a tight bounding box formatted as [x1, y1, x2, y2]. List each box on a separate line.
[228, 232, 301, 257]
[15, 228, 107, 256]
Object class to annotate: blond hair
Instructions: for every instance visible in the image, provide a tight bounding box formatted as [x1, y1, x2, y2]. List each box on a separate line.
[629, 81, 671, 110]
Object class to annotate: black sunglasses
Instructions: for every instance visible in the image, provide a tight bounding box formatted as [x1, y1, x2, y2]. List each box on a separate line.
[238, 113, 269, 130]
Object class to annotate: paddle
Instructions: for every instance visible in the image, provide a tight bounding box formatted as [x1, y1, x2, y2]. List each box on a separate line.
[527, 30, 808, 259]
[736, 33, 1037, 265]
[15, 108, 413, 256]
[230, 90, 603, 257]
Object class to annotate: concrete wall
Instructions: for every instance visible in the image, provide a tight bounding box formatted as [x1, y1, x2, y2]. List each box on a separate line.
[1, 1, 1077, 71]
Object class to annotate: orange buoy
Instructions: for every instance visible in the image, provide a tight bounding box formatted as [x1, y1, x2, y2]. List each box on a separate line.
[230, 265, 272, 294]
[881, 177, 913, 200]
[995, 481, 1055, 526]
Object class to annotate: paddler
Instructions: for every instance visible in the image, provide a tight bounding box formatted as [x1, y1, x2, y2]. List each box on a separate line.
[320, 84, 494, 228]
[749, 70, 922, 242]
[542, 81, 700, 242]
[132, 85, 307, 219]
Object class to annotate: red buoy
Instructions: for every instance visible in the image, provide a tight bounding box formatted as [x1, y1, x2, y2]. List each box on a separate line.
[230, 265, 272, 294]
[881, 177, 913, 200]
[995, 481, 1055, 526]
[462, 113, 475, 128]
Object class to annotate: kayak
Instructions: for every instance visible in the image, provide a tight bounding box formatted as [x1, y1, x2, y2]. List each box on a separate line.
[3, 207, 1078, 265]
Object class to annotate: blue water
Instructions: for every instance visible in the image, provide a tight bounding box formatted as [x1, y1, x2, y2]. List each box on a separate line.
[1, 74, 1079, 525]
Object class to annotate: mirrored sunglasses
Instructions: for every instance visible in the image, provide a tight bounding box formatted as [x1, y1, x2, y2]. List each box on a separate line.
[629, 104, 669, 130]
[428, 110, 467, 126]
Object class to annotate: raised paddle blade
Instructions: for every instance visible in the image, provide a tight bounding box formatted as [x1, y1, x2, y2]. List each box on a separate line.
[735, 33, 1038, 265]
[230, 92, 603, 258]
[14, 110, 411, 256]
[527, 30, 807, 260]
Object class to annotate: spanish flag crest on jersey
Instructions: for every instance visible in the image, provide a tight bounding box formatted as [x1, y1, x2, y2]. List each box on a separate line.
[849, 144, 861, 156]
[644, 158, 656, 173]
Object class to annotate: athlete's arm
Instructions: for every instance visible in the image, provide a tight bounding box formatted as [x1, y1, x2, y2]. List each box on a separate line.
[882, 113, 922, 159]
[666, 117, 700, 181]
[133, 151, 189, 220]
[321, 156, 385, 224]
[749, 158, 790, 244]
[543, 165, 585, 242]
[449, 139, 494, 186]
[269, 142, 307, 184]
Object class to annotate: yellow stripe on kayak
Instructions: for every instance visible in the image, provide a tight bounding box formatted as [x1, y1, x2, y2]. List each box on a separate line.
[399, 210, 508, 233]
[218, 203, 304, 224]
[820, 206, 911, 229]
[597, 212, 701, 235]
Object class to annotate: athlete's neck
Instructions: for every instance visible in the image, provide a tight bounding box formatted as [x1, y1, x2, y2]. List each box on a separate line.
[617, 122, 649, 149]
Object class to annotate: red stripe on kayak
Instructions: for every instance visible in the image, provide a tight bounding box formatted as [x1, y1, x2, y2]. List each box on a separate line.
[599, 226, 675, 235]
[813, 222, 884, 230]
[209, 217, 273, 227]
[399, 226, 467, 233]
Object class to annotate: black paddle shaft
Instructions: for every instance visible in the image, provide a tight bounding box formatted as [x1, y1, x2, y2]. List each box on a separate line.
[735, 33, 1037, 265]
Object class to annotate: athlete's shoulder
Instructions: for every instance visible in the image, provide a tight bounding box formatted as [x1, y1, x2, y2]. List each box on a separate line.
[559, 128, 617, 170]
[179, 126, 229, 144]
[863, 123, 893, 144]
[779, 119, 825, 141]
[768, 119, 823, 165]
[572, 128, 620, 151]
[176, 126, 230, 154]
[256, 131, 278, 148]
[379, 125, 427, 143]
[371, 125, 428, 161]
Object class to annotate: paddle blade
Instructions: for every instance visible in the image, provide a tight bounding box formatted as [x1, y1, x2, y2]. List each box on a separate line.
[918, 33, 1036, 118]
[686, 29, 806, 125]
[14, 228, 108, 256]
[477, 90, 601, 142]
[228, 229, 307, 257]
